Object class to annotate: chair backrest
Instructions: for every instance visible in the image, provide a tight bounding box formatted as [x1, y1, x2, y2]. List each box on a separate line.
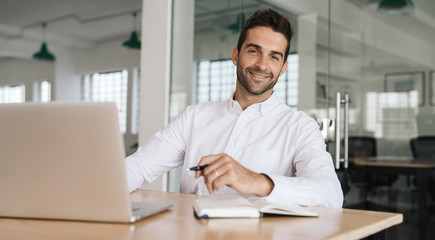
[346, 136, 377, 158]
[410, 136, 435, 159]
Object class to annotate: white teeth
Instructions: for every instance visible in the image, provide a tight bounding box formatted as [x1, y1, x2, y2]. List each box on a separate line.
[251, 72, 267, 78]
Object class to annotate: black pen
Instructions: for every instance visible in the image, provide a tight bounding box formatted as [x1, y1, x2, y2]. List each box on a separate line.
[187, 165, 209, 171]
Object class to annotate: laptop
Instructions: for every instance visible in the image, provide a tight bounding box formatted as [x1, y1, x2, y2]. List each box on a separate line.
[0, 102, 172, 223]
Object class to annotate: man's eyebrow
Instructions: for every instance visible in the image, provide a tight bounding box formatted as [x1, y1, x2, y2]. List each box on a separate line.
[245, 43, 261, 50]
[245, 43, 284, 58]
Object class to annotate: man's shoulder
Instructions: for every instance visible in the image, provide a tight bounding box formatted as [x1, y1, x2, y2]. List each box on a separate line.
[274, 104, 318, 127]
[276, 104, 311, 119]
[185, 100, 227, 114]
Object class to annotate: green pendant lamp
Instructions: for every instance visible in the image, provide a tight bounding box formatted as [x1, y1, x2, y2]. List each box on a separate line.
[228, 12, 246, 34]
[33, 23, 55, 61]
[378, 0, 415, 14]
[123, 12, 141, 49]
[227, 0, 246, 34]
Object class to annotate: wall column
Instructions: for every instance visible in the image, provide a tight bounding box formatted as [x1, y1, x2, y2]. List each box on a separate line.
[139, 0, 173, 191]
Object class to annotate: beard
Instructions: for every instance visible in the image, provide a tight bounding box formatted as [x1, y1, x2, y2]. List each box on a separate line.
[236, 66, 279, 96]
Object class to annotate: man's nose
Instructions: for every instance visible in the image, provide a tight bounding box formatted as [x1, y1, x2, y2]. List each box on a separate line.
[254, 55, 268, 70]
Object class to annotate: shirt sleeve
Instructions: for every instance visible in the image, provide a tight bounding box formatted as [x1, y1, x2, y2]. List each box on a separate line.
[265, 119, 344, 208]
[124, 108, 190, 192]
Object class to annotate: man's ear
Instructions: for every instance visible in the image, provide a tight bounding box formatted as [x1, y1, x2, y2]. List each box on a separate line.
[279, 61, 288, 77]
[231, 48, 238, 66]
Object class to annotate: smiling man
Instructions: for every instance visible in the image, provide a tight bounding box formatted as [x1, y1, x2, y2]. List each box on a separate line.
[125, 9, 343, 208]
[233, 26, 288, 108]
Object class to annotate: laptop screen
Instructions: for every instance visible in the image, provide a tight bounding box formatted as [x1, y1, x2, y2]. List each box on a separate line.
[0, 102, 135, 222]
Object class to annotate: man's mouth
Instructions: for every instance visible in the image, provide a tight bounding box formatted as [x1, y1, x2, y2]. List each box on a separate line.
[248, 70, 272, 80]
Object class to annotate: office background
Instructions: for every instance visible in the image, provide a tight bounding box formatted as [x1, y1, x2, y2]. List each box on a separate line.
[0, 0, 434, 235]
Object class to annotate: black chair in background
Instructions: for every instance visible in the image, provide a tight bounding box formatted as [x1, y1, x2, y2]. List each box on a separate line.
[343, 137, 375, 208]
[345, 136, 398, 210]
[409, 136, 435, 216]
[410, 136, 435, 159]
[348, 136, 377, 158]
[346, 137, 376, 193]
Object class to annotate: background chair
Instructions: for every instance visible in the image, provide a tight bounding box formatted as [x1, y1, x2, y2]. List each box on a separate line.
[410, 136, 435, 159]
[345, 136, 398, 210]
[348, 136, 377, 158]
[409, 136, 435, 218]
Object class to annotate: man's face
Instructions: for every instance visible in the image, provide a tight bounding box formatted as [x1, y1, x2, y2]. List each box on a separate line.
[232, 26, 288, 97]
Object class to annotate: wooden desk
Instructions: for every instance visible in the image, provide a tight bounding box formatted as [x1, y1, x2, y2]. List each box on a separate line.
[0, 190, 402, 240]
[354, 156, 435, 168]
[354, 157, 435, 240]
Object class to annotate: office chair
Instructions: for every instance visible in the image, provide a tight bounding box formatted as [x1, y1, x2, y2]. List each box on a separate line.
[410, 136, 435, 159]
[345, 136, 398, 210]
[346, 137, 377, 185]
[409, 136, 435, 203]
[344, 137, 376, 192]
[348, 136, 377, 158]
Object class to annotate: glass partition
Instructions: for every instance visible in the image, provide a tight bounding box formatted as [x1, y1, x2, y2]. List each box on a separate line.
[168, 0, 435, 197]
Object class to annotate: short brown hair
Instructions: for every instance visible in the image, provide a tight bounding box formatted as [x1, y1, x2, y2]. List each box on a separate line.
[237, 9, 294, 62]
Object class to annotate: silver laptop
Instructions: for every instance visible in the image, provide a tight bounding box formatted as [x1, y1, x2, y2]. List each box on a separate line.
[0, 102, 172, 223]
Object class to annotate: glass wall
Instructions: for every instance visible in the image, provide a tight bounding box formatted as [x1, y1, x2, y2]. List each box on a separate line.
[168, 0, 435, 201]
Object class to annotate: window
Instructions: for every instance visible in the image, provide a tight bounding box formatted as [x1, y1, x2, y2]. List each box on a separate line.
[34, 81, 51, 102]
[82, 70, 128, 133]
[0, 84, 25, 104]
[365, 91, 418, 139]
[277, 54, 298, 106]
[195, 54, 299, 106]
[196, 59, 236, 103]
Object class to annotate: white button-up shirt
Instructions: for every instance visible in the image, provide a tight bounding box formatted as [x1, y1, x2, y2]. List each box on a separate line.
[125, 93, 343, 208]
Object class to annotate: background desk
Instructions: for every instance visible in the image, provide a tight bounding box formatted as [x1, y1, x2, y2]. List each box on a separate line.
[353, 157, 435, 240]
[0, 190, 402, 240]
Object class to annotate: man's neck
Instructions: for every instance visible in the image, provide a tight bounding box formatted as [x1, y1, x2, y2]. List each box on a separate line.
[234, 88, 273, 110]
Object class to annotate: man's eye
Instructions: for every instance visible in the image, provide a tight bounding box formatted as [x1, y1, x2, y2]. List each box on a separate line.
[249, 49, 258, 53]
[272, 56, 279, 61]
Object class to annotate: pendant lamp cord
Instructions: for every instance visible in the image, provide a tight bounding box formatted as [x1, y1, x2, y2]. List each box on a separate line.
[132, 12, 137, 32]
[42, 22, 47, 43]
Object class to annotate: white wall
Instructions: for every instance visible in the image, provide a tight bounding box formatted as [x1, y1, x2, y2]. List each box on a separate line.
[0, 58, 54, 101]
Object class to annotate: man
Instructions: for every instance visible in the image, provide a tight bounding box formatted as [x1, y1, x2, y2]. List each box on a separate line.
[125, 9, 343, 208]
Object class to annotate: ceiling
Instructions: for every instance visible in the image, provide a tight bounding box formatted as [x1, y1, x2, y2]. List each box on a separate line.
[346, 0, 435, 45]
[194, 0, 298, 34]
[0, 0, 434, 59]
[0, 0, 142, 56]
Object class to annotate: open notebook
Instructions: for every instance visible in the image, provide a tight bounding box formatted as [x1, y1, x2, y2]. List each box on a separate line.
[0, 102, 172, 223]
[193, 195, 318, 219]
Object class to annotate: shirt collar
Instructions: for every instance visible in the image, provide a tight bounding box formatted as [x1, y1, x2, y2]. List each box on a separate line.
[228, 91, 281, 115]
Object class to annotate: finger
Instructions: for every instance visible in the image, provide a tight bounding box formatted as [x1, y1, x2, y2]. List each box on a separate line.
[195, 153, 227, 179]
[194, 170, 201, 179]
[194, 167, 208, 179]
[204, 165, 230, 194]
[211, 169, 230, 192]
[203, 168, 220, 194]
[197, 153, 224, 167]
